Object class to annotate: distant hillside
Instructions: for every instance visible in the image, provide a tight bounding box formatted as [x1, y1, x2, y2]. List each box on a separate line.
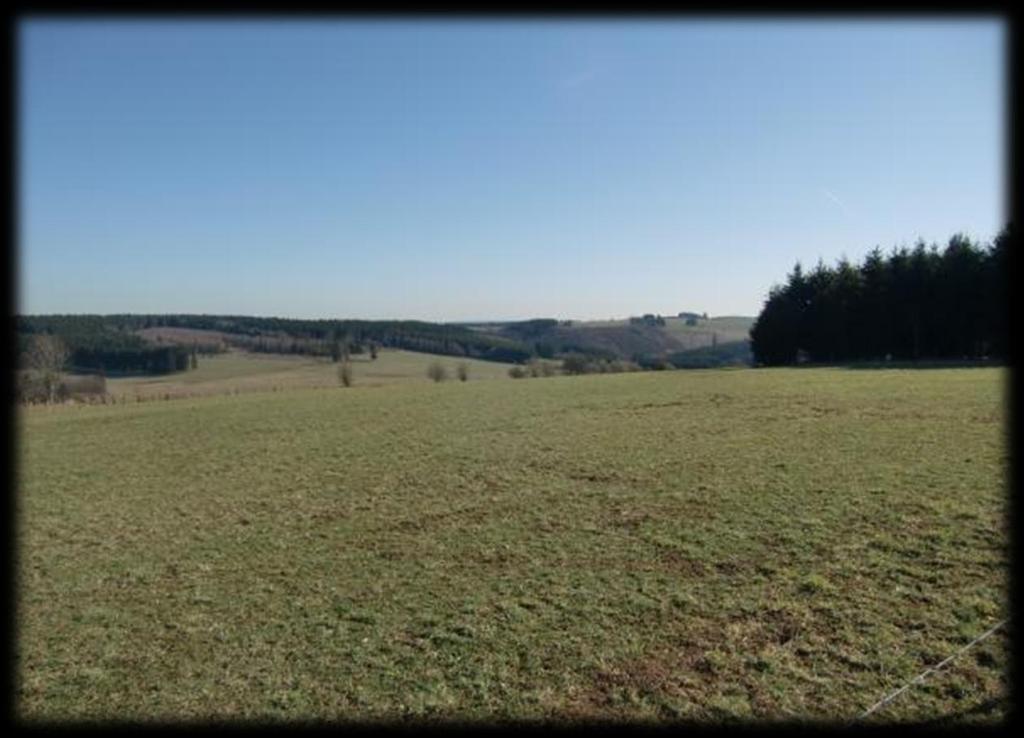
[18, 312, 757, 375]
[16, 314, 536, 375]
[666, 340, 753, 369]
[469, 315, 755, 363]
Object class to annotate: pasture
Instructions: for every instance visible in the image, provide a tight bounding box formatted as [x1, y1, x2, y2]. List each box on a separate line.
[102, 349, 514, 400]
[660, 316, 754, 346]
[16, 366, 1008, 723]
[572, 315, 755, 353]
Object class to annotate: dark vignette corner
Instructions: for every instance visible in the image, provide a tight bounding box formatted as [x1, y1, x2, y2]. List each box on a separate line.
[1, 7, 1018, 734]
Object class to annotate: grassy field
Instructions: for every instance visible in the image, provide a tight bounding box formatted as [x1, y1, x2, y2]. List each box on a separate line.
[16, 367, 1008, 723]
[660, 316, 754, 344]
[103, 349, 515, 400]
[576, 316, 754, 352]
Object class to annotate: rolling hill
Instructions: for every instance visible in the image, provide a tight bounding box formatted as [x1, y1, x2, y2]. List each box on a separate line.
[465, 315, 756, 364]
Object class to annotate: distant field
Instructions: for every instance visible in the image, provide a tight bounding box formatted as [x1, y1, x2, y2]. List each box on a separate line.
[17, 368, 1007, 722]
[662, 316, 754, 342]
[574, 316, 754, 352]
[457, 316, 755, 359]
[102, 349, 514, 400]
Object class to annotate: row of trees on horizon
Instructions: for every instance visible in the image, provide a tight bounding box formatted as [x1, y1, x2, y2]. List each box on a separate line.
[15, 323, 198, 375]
[749, 226, 1011, 365]
[16, 225, 1011, 375]
[15, 314, 537, 373]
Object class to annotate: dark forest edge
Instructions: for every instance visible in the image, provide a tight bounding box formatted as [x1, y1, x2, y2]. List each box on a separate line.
[749, 225, 1011, 366]
[14, 315, 538, 375]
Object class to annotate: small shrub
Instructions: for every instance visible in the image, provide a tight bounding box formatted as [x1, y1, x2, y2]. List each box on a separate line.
[607, 359, 640, 373]
[338, 361, 353, 387]
[16, 371, 49, 404]
[427, 361, 447, 383]
[60, 374, 107, 399]
[456, 362, 469, 382]
[508, 366, 527, 379]
[561, 354, 592, 375]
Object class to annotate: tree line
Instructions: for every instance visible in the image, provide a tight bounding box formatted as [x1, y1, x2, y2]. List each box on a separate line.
[16, 317, 194, 375]
[749, 226, 1010, 365]
[15, 313, 537, 372]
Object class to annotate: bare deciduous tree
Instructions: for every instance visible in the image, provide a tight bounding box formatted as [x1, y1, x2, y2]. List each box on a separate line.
[25, 334, 69, 372]
[24, 335, 70, 402]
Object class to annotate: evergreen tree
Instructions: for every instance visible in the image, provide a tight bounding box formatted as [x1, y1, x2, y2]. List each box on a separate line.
[750, 228, 1010, 365]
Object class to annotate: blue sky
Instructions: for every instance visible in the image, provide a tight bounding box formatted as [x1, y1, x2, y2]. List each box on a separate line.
[19, 19, 1005, 321]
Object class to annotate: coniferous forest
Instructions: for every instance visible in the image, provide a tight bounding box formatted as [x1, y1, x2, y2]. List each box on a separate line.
[750, 226, 1011, 365]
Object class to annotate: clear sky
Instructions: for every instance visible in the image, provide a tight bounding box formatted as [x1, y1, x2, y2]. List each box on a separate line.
[19, 18, 1005, 321]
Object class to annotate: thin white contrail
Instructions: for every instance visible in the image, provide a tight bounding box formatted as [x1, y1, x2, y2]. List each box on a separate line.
[822, 188, 853, 219]
[560, 69, 596, 89]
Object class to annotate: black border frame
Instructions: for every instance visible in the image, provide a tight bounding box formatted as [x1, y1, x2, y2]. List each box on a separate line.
[3, 6, 1017, 733]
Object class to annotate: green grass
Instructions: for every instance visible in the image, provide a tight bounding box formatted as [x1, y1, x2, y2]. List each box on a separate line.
[659, 316, 754, 343]
[575, 315, 754, 352]
[16, 367, 1008, 723]
[103, 349, 514, 400]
